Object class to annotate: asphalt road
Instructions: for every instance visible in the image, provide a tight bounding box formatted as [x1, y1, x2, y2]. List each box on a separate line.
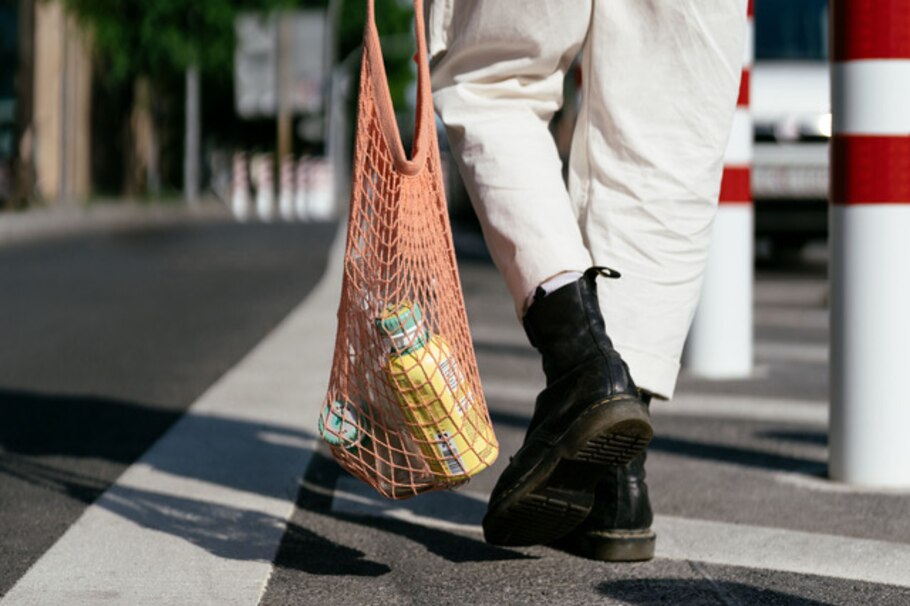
[4, 219, 910, 605]
[261, 255, 910, 606]
[0, 220, 336, 596]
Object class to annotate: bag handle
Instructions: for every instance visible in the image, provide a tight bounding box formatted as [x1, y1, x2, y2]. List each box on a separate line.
[363, 0, 433, 176]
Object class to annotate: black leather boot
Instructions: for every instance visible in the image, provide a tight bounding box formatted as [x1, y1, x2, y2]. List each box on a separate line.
[483, 267, 652, 547]
[554, 394, 655, 561]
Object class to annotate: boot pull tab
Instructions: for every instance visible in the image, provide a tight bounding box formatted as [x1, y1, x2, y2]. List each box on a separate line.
[585, 266, 622, 283]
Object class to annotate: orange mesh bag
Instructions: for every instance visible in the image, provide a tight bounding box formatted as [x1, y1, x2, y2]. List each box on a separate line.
[319, 0, 499, 499]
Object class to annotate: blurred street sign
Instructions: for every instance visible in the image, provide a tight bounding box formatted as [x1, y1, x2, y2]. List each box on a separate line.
[234, 11, 327, 119]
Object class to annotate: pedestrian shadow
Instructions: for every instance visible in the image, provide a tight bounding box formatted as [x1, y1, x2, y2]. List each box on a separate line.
[598, 578, 834, 605]
[0, 386, 317, 502]
[280, 451, 534, 566]
[1, 386, 526, 578]
[0, 386, 391, 576]
[0, 388, 180, 482]
[98, 483, 390, 577]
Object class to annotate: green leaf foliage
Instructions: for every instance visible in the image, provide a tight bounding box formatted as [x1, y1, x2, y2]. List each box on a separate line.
[61, 0, 300, 81]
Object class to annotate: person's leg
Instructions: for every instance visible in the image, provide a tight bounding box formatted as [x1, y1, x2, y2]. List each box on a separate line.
[569, 0, 748, 400]
[559, 0, 748, 560]
[430, 1, 652, 548]
[429, 0, 592, 314]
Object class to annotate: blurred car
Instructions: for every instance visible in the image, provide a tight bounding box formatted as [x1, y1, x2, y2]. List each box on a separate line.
[752, 0, 830, 253]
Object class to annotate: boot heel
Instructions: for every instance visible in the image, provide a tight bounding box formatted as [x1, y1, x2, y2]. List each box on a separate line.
[556, 528, 656, 562]
[575, 430, 651, 466]
[570, 397, 652, 466]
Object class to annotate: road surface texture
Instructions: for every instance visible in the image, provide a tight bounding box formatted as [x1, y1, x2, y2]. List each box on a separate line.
[2, 215, 909, 605]
[0, 215, 336, 599]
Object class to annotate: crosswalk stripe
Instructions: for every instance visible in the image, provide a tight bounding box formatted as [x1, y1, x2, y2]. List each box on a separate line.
[331, 477, 910, 589]
[1, 233, 345, 606]
[482, 379, 828, 426]
[655, 515, 910, 588]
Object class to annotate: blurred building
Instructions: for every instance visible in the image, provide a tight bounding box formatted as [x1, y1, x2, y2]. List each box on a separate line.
[1, 0, 92, 208]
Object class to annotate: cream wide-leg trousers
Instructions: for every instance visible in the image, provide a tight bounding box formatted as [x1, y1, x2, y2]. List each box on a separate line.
[428, 0, 748, 399]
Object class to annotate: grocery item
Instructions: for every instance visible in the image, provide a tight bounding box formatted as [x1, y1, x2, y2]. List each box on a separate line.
[377, 301, 498, 482]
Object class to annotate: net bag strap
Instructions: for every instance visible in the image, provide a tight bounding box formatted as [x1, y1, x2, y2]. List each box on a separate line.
[321, 0, 499, 500]
[363, 0, 432, 177]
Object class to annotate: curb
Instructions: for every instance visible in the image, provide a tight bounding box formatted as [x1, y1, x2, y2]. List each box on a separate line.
[0, 199, 232, 248]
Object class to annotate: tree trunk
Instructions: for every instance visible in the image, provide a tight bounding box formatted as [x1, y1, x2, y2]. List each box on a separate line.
[127, 77, 160, 197]
[12, 0, 36, 208]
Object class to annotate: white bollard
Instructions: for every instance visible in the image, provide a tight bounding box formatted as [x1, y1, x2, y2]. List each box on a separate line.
[295, 156, 310, 221]
[829, 3, 910, 486]
[307, 157, 336, 221]
[279, 155, 296, 221]
[252, 153, 276, 222]
[684, 0, 754, 378]
[231, 152, 251, 222]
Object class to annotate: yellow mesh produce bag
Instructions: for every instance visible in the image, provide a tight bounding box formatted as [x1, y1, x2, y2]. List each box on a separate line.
[319, 0, 499, 499]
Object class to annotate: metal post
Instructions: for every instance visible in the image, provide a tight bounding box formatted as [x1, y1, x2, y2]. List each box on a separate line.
[276, 15, 293, 162]
[829, 1, 910, 486]
[684, 0, 754, 378]
[184, 63, 201, 204]
[57, 10, 71, 205]
[183, 64, 201, 204]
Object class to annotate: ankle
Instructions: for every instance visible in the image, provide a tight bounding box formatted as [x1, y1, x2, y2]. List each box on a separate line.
[522, 271, 584, 316]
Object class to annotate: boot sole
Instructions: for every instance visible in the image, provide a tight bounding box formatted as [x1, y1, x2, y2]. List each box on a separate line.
[483, 396, 651, 547]
[554, 528, 656, 562]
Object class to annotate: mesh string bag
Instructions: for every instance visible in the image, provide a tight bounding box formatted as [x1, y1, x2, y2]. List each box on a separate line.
[319, 0, 499, 499]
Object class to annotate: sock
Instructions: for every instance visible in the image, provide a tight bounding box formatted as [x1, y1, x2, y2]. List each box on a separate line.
[524, 271, 584, 314]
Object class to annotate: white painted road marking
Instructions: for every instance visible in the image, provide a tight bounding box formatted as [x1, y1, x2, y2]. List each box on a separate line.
[2, 234, 344, 606]
[655, 516, 910, 589]
[331, 477, 910, 589]
[482, 379, 828, 426]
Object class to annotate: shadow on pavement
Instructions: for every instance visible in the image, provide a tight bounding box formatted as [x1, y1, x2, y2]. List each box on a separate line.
[756, 429, 828, 447]
[102, 484, 288, 561]
[0, 387, 315, 501]
[100, 484, 391, 576]
[0, 388, 181, 504]
[649, 435, 827, 476]
[273, 519, 392, 576]
[485, 406, 827, 476]
[598, 578, 833, 605]
[273, 451, 534, 570]
[1, 386, 526, 578]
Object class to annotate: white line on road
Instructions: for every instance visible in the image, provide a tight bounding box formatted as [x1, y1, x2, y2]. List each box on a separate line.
[2, 232, 345, 606]
[471, 328, 830, 366]
[655, 393, 828, 426]
[331, 477, 910, 589]
[482, 379, 828, 426]
[655, 515, 910, 589]
[755, 341, 828, 364]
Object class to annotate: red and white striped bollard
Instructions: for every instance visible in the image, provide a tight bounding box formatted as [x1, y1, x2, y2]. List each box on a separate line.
[295, 156, 310, 221]
[307, 157, 336, 221]
[685, 0, 754, 378]
[279, 155, 296, 222]
[231, 152, 251, 222]
[253, 153, 276, 222]
[829, 1, 910, 486]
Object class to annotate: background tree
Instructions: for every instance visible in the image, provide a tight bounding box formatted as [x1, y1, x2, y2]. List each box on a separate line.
[59, 0, 415, 198]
